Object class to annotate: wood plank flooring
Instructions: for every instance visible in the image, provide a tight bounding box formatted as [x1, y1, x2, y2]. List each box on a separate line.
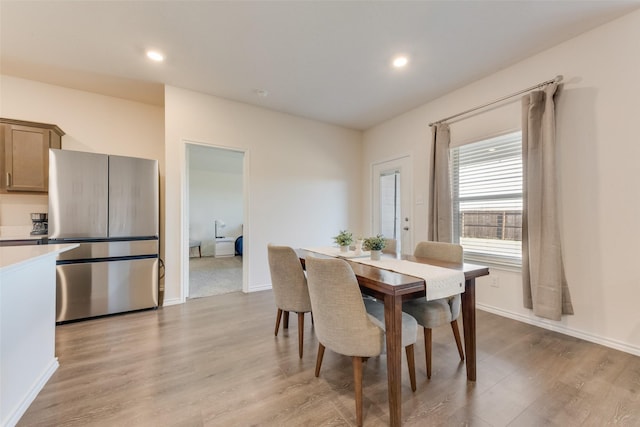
[19, 291, 640, 426]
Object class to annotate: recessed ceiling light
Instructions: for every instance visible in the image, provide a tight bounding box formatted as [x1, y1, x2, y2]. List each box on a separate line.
[392, 56, 408, 68]
[146, 50, 165, 62]
[254, 89, 269, 97]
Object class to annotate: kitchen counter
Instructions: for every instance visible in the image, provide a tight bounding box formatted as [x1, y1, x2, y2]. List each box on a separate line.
[0, 243, 73, 271]
[0, 243, 78, 427]
[0, 224, 44, 242]
[0, 225, 47, 244]
[0, 235, 47, 247]
[0, 234, 46, 241]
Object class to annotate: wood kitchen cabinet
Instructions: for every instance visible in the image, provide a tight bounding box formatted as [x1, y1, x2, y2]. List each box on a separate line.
[0, 118, 65, 193]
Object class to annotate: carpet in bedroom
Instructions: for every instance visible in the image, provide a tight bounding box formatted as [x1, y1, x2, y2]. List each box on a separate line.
[189, 255, 242, 298]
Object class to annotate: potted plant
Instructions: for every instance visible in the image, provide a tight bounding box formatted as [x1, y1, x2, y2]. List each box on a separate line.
[334, 230, 354, 252]
[362, 234, 386, 260]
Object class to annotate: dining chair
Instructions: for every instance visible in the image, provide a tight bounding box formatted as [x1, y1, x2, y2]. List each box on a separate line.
[305, 256, 417, 426]
[382, 238, 397, 255]
[267, 244, 312, 358]
[402, 241, 465, 379]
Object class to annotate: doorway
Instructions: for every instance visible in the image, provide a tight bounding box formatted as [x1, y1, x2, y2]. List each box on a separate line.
[372, 156, 413, 255]
[185, 143, 245, 299]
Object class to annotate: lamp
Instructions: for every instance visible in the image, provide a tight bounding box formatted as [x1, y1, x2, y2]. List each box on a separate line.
[215, 219, 226, 238]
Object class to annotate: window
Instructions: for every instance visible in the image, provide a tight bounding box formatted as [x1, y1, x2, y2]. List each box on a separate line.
[451, 131, 522, 268]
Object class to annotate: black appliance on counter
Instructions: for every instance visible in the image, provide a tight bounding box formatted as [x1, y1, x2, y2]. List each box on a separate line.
[30, 212, 48, 235]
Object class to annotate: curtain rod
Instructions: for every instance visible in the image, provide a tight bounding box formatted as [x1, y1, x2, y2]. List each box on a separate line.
[428, 75, 563, 127]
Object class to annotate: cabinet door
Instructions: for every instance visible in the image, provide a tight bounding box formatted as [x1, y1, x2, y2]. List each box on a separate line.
[4, 124, 51, 192]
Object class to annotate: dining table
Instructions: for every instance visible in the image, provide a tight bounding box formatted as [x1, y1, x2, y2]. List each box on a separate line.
[299, 249, 489, 427]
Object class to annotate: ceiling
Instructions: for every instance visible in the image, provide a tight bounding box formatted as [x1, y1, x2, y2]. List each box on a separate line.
[1, 1, 639, 131]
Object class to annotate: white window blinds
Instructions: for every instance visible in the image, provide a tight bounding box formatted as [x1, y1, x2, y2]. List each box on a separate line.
[451, 131, 522, 268]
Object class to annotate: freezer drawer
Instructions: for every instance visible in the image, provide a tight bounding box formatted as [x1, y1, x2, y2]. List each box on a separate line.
[56, 257, 158, 322]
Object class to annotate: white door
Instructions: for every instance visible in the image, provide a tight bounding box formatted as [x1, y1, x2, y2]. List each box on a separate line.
[372, 156, 413, 256]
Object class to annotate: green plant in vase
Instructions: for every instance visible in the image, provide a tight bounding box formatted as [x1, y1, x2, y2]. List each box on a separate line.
[334, 230, 354, 252]
[362, 234, 386, 260]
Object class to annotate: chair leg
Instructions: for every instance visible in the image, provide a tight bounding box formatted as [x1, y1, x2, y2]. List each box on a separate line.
[424, 328, 432, 379]
[451, 319, 465, 361]
[274, 308, 283, 336]
[283, 311, 290, 329]
[315, 343, 325, 377]
[298, 312, 305, 358]
[352, 356, 364, 427]
[405, 344, 417, 392]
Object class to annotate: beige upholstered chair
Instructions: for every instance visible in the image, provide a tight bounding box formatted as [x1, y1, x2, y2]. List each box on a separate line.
[267, 244, 312, 358]
[305, 256, 417, 426]
[382, 238, 397, 255]
[402, 241, 465, 378]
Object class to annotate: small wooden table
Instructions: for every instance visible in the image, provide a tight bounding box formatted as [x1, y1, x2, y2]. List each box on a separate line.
[299, 250, 489, 427]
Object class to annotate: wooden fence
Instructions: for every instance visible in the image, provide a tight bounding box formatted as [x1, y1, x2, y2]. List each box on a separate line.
[461, 210, 522, 241]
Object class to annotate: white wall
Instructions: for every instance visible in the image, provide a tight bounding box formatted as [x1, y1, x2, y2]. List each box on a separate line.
[362, 10, 640, 355]
[164, 86, 362, 304]
[0, 75, 165, 232]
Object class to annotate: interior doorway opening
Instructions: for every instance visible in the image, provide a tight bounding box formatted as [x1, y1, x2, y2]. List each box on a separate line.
[185, 143, 245, 299]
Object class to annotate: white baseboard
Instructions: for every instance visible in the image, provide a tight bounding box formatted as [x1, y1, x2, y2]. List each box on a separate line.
[5, 358, 59, 427]
[162, 297, 183, 307]
[161, 285, 272, 305]
[247, 283, 272, 293]
[477, 303, 640, 357]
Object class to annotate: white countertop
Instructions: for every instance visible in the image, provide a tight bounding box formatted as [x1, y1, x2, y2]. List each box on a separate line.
[0, 244, 78, 273]
[0, 225, 44, 241]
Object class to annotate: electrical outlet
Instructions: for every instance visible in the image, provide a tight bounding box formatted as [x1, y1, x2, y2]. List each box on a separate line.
[490, 277, 500, 288]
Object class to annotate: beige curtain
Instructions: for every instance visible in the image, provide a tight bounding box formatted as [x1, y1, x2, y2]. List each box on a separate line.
[428, 123, 453, 243]
[522, 83, 573, 320]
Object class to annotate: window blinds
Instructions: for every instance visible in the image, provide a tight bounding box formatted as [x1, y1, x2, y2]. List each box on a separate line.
[451, 131, 522, 267]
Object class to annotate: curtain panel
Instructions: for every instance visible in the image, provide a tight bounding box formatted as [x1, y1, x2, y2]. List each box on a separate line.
[522, 83, 574, 320]
[428, 123, 453, 243]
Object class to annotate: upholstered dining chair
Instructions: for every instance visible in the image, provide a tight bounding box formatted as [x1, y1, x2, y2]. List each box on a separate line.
[382, 238, 397, 255]
[267, 244, 312, 358]
[402, 241, 465, 379]
[305, 256, 417, 426]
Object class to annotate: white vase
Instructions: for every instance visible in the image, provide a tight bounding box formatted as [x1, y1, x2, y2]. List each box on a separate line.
[370, 250, 381, 260]
[340, 245, 349, 252]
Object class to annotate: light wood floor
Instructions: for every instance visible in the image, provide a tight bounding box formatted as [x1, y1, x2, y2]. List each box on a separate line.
[19, 291, 640, 426]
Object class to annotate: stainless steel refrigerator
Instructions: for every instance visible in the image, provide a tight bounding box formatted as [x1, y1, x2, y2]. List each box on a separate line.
[48, 149, 159, 322]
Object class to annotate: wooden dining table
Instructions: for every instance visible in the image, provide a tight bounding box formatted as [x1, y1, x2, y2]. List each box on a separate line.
[299, 250, 489, 427]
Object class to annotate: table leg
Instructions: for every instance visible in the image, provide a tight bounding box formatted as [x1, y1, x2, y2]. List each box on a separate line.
[461, 278, 476, 381]
[384, 294, 403, 427]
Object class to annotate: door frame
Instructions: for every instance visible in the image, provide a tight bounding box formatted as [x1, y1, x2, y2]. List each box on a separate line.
[371, 155, 413, 256]
[181, 140, 249, 301]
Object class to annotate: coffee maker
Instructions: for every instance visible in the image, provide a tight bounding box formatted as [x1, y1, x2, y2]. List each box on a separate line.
[30, 212, 48, 235]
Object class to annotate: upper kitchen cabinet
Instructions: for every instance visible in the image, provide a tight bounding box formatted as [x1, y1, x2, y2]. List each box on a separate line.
[0, 118, 65, 193]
